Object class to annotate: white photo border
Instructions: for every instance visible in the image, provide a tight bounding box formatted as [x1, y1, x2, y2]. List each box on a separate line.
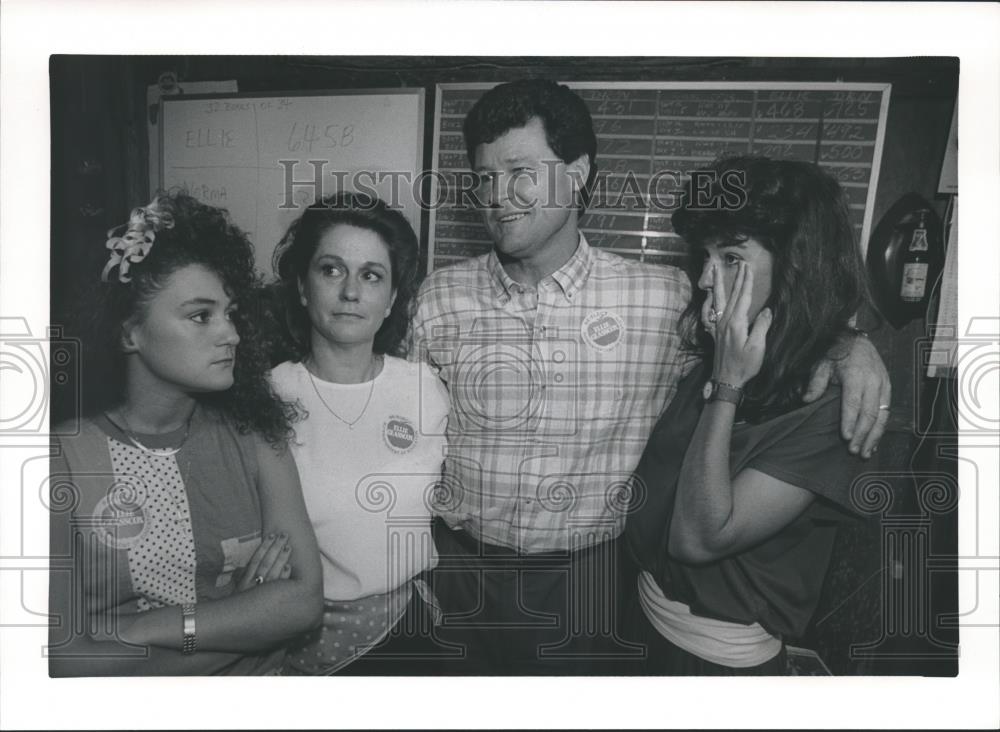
[2, 1, 997, 729]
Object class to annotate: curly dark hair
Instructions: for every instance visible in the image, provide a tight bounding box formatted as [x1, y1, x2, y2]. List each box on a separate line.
[75, 191, 296, 445]
[271, 191, 420, 360]
[672, 156, 874, 422]
[463, 79, 598, 202]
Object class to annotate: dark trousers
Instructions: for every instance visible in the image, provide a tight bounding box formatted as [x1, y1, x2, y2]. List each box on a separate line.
[430, 519, 647, 675]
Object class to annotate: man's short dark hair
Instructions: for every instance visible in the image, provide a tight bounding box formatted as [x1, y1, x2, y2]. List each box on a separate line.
[463, 79, 598, 194]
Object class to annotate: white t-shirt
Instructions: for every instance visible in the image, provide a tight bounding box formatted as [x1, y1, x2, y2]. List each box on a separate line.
[270, 356, 449, 601]
[638, 570, 782, 668]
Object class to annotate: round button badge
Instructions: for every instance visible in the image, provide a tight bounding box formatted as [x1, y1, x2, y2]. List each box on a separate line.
[581, 310, 625, 352]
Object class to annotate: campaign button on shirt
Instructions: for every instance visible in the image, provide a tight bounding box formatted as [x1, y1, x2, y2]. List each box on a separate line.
[581, 309, 625, 352]
[94, 493, 149, 550]
[383, 415, 417, 453]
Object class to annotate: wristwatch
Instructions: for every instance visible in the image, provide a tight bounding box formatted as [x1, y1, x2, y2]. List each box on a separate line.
[181, 603, 197, 655]
[702, 379, 745, 406]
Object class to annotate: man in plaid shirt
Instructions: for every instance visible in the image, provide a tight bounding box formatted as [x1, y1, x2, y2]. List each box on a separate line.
[409, 79, 890, 674]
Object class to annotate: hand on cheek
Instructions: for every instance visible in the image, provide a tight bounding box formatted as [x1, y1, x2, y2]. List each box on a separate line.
[712, 262, 772, 387]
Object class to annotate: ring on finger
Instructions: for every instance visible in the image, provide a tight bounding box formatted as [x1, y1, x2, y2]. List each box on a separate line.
[708, 308, 720, 323]
[253, 575, 264, 585]
[878, 404, 890, 411]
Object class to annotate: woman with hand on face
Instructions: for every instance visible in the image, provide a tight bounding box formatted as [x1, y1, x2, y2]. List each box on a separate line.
[270, 192, 448, 675]
[49, 192, 323, 676]
[625, 157, 878, 675]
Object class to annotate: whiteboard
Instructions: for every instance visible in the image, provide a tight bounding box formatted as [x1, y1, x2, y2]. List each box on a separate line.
[431, 82, 890, 271]
[160, 90, 424, 273]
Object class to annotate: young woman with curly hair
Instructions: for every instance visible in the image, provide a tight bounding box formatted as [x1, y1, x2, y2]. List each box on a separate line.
[270, 191, 449, 675]
[625, 156, 877, 675]
[49, 192, 323, 676]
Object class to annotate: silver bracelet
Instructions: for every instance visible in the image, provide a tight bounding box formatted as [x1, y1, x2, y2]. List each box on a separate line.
[181, 603, 196, 655]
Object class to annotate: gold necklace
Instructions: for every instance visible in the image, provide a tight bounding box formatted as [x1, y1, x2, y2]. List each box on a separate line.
[305, 356, 381, 430]
[104, 407, 194, 457]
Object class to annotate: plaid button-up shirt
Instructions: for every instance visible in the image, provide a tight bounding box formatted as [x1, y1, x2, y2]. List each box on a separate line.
[410, 235, 694, 553]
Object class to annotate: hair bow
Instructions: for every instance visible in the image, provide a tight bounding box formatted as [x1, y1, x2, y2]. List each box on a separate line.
[101, 200, 175, 283]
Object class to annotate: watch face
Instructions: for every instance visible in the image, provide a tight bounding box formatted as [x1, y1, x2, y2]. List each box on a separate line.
[702, 380, 714, 400]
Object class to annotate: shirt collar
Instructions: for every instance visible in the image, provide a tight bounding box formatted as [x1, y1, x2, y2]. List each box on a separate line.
[550, 233, 593, 300]
[485, 232, 593, 303]
[485, 248, 521, 302]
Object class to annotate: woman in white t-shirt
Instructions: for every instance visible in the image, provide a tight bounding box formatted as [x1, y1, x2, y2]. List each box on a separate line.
[270, 192, 449, 675]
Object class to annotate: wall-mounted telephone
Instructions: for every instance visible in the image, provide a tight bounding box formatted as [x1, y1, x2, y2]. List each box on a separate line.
[866, 193, 944, 328]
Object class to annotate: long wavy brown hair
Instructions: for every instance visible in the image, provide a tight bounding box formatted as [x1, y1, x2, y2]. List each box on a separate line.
[672, 156, 875, 422]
